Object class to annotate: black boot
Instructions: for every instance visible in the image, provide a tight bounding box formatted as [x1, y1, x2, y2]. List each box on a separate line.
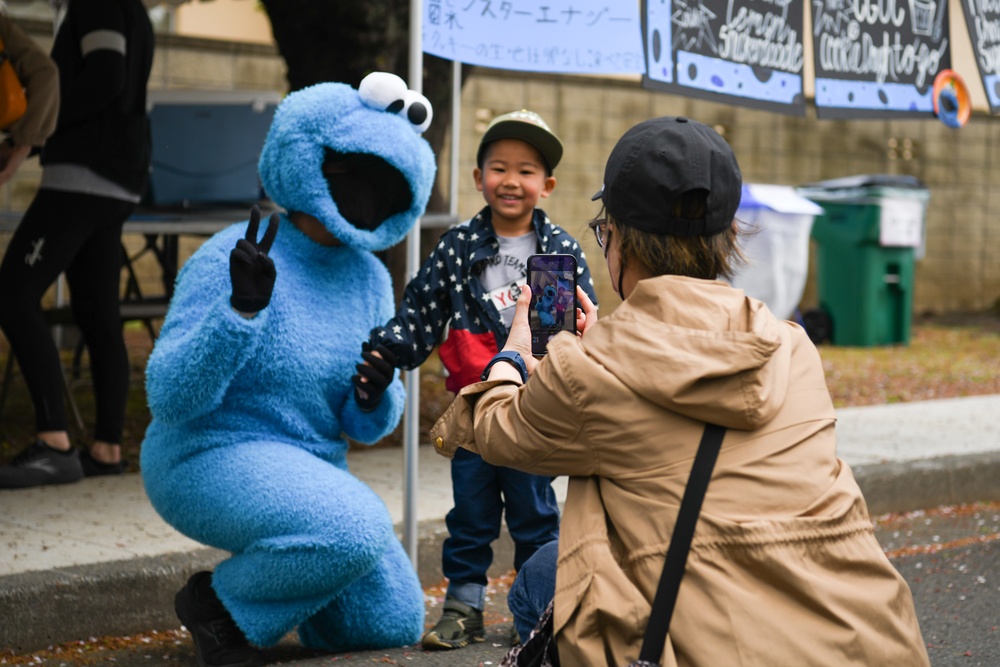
[174, 571, 264, 667]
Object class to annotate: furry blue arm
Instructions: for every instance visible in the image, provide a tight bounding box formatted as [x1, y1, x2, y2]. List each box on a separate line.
[339, 375, 405, 445]
[343, 257, 410, 445]
[145, 236, 267, 426]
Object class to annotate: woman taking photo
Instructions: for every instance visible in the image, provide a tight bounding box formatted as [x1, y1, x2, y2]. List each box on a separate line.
[431, 116, 929, 666]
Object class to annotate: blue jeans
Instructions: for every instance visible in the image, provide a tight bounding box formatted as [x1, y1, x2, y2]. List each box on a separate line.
[508, 539, 558, 641]
[443, 448, 559, 609]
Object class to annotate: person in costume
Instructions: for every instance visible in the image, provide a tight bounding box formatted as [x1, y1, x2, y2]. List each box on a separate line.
[535, 284, 558, 327]
[140, 73, 435, 667]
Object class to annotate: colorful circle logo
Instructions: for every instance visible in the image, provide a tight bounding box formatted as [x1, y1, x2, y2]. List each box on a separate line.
[932, 70, 971, 129]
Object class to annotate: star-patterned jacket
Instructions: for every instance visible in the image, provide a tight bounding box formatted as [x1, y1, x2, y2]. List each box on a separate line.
[370, 206, 597, 393]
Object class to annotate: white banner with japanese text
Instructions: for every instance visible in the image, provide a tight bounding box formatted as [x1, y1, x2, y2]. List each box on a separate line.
[422, 0, 645, 74]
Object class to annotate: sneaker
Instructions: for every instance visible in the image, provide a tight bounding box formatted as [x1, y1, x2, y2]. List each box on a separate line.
[80, 449, 127, 477]
[0, 440, 83, 489]
[421, 596, 485, 650]
[175, 571, 264, 667]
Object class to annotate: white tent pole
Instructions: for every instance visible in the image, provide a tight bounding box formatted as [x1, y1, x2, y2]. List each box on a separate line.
[450, 60, 461, 218]
[402, 0, 423, 567]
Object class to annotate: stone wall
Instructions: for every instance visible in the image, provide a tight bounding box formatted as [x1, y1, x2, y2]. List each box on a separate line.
[3, 21, 996, 318]
[447, 70, 1000, 316]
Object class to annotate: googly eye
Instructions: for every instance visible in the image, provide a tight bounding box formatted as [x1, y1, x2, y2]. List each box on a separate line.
[400, 89, 433, 133]
[358, 72, 408, 113]
[358, 71, 433, 133]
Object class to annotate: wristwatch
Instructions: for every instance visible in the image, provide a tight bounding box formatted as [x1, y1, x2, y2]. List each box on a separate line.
[480, 350, 528, 383]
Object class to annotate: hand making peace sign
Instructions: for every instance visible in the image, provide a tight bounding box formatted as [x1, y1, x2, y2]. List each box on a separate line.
[230, 205, 280, 314]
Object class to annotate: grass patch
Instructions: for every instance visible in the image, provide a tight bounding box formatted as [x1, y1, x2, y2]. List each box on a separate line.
[820, 312, 1000, 408]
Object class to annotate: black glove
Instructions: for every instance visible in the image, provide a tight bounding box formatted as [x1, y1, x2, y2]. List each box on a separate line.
[230, 205, 279, 313]
[352, 342, 398, 412]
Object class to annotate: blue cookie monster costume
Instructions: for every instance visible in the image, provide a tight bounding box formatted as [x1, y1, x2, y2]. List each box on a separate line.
[536, 284, 558, 327]
[140, 74, 436, 653]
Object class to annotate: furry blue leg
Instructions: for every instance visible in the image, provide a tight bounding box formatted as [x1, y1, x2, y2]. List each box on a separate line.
[298, 537, 424, 652]
[143, 442, 405, 647]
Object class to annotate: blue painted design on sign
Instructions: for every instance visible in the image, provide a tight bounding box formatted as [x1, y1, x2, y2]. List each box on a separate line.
[815, 77, 934, 111]
[676, 51, 803, 103]
[642, 0, 808, 115]
[985, 74, 1000, 108]
[958, 0, 1000, 113]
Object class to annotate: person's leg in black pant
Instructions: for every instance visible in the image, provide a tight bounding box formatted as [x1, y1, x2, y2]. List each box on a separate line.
[65, 194, 134, 451]
[0, 190, 132, 488]
[0, 191, 80, 432]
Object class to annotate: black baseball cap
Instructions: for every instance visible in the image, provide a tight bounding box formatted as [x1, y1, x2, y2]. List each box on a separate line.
[591, 116, 742, 237]
[477, 109, 563, 172]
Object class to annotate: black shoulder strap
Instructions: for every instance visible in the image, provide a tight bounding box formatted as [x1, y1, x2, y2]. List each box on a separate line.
[638, 423, 726, 664]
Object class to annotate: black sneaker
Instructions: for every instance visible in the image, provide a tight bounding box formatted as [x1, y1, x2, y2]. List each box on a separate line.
[421, 596, 485, 650]
[175, 571, 264, 667]
[80, 449, 127, 477]
[0, 440, 83, 489]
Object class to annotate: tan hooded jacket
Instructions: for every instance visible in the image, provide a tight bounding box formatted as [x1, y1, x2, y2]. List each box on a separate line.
[432, 275, 929, 667]
[0, 15, 59, 148]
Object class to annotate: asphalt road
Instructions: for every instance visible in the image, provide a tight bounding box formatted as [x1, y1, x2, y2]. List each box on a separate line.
[875, 502, 1000, 667]
[4, 502, 997, 667]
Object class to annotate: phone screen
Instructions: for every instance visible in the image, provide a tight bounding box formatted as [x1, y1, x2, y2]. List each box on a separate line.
[527, 253, 577, 356]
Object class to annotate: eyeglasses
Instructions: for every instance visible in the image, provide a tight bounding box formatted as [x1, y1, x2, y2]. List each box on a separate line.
[588, 217, 608, 249]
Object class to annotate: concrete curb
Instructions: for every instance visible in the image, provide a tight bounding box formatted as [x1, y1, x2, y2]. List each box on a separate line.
[0, 548, 226, 652]
[0, 520, 514, 653]
[853, 450, 1000, 516]
[4, 451, 999, 652]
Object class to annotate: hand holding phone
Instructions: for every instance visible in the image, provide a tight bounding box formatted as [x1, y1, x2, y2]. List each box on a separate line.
[574, 285, 599, 337]
[526, 253, 577, 356]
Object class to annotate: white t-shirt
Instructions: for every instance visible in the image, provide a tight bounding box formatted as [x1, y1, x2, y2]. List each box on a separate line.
[479, 232, 536, 331]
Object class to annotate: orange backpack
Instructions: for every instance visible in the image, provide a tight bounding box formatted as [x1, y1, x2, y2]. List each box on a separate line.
[0, 36, 27, 129]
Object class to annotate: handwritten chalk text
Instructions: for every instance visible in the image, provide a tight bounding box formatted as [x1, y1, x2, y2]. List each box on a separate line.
[818, 31, 948, 86]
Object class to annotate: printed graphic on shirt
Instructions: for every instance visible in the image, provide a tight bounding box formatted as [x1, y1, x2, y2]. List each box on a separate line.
[480, 232, 535, 330]
[484, 280, 524, 329]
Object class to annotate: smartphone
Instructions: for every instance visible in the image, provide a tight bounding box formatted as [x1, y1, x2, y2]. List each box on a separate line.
[527, 253, 577, 356]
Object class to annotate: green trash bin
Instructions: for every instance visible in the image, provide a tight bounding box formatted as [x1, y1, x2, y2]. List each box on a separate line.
[797, 175, 930, 347]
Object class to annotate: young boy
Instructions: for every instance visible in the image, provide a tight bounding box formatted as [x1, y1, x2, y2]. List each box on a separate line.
[353, 109, 598, 649]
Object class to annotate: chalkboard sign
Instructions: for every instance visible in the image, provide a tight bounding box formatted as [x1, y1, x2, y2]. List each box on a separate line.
[641, 0, 808, 114]
[959, 0, 1000, 112]
[812, 0, 951, 117]
[422, 0, 645, 75]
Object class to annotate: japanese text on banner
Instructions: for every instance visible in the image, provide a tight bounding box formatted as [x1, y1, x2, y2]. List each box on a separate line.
[423, 0, 645, 74]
